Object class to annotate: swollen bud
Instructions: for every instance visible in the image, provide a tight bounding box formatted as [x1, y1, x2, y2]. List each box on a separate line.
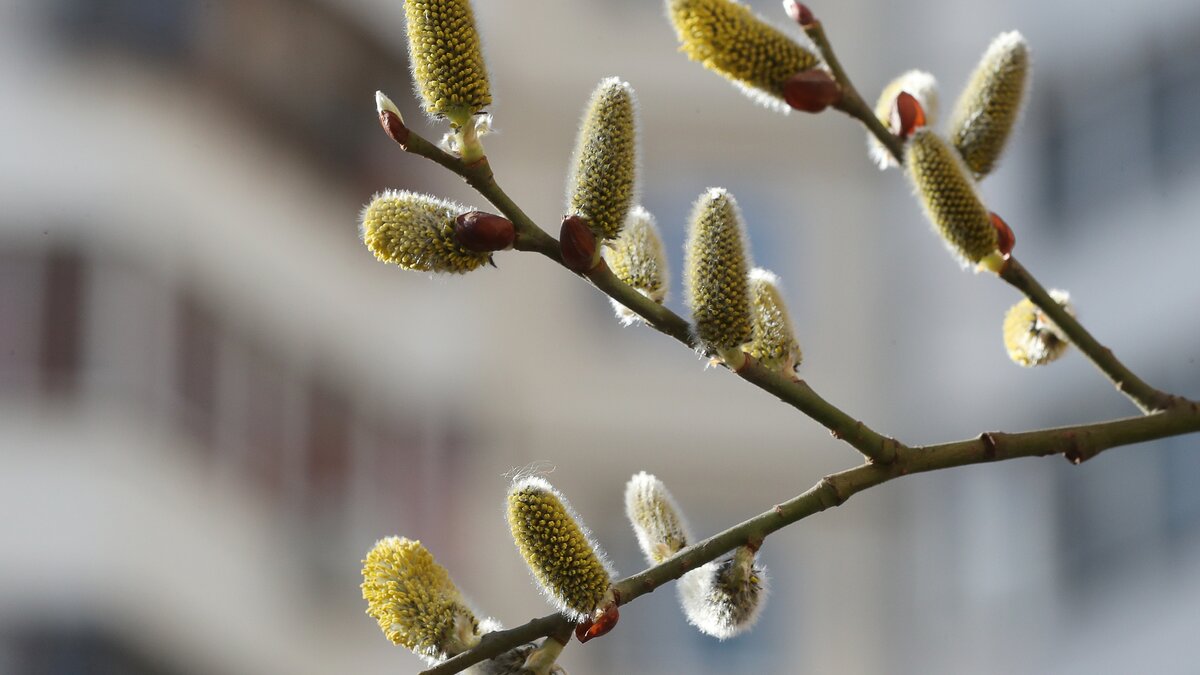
[744, 268, 802, 376]
[684, 188, 755, 360]
[782, 70, 841, 113]
[904, 130, 1001, 270]
[602, 207, 669, 325]
[566, 78, 639, 241]
[1003, 290, 1073, 367]
[782, 0, 814, 27]
[506, 477, 616, 623]
[949, 31, 1029, 179]
[403, 0, 492, 127]
[361, 190, 493, 273]
[361, 537, 486, 664]
[376, 90, 409, 147]
[678, 545, 768, 640]
[868, 70, 938, 169]
[560, 215, 600, 273]
[454, 211, 515, 253]
[667, 0, 820, 112]
[625, 472, 692, 565]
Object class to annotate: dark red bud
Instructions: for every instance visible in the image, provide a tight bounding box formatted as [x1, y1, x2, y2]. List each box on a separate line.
[782, 70, 841, 113]
[454, 211, 515, 252]
[890, 91, 926, 139]
[989, 212, 1015, 256]
[560, 215, 599, 273]
[783, 0, 815, 26]
[378, 110, 409, 147]
[575, 605, 619, 644]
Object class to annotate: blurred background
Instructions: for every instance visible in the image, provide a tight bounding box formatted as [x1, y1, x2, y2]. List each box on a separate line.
[2, 0, 1199, 672]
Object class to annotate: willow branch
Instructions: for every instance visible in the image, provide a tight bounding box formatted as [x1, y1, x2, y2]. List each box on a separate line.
[388, 128, 897, 463]
[803, 15, 1183, 415]
[422, 402, 1200, 674]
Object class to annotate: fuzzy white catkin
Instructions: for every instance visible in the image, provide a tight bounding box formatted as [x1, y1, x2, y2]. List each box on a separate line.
[677, 549, 768, 640]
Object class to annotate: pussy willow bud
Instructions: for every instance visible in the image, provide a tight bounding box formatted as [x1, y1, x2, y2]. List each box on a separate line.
[869, 70, 937, 169]
[1003, 290, 1073, 367]
[745, 268, 802, 375]
[376, 90, 410, 147]
[905, 130, 1002, 271]
[361, 190, 492, 273]
[566, 78, 639, 241]
[782, 0, 814, 27]
[361, 537, 484, 664]
[678, 545, 768, 640]
[625, 472, 692, 565]
[454, 211, 515, 252]
[403, 0, 492, 127]
[667, 0, 820, 112]
[560, 215, 600, 273]
[603, 207, 669, 325]
[948, 31, 1029, 179]
[781, 70, 841, 113]
[685, 188, 755, 359]
[506, 477, 615, 622]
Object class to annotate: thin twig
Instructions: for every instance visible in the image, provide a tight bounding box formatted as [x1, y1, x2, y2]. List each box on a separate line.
[422, 404, 1200, 674]
[803, 14, 1179, 415]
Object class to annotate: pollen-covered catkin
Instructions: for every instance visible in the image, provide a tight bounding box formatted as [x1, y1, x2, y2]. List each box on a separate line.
[506, 477, 614, 622]
[603, 207, 668, 325]
[677, 546, 768, 640]
[361, 537, 482, 664]
[625, 472, 692, 565]
[566, 78, 639, 241]
[905, 130, 1000, 268]
[684, 188, 755, 354]
[1003, 290, 1073, 366]
[666, 0, 819, 109]
[869, 70, 938, 169]
[403, 0, 492, 125]
[948, 31, 1029, 179]
[745, 268, 802, 374]
[361, 190, 492, 274]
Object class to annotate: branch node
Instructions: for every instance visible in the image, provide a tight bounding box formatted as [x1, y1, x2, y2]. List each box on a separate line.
[980, 431, 999, 460]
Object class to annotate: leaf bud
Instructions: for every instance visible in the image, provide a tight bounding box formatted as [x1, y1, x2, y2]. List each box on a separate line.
[454, 211, 515, 253]
[782, 69, 842, 113]
[868, 70, 938, 169]
[560, 215, 600, 273]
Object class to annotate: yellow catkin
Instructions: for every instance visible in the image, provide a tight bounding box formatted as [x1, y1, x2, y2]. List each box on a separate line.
[625, 472, 691, 565]
[666, 0, 819, 108]
[684, 188, 754, 353]
[567, 78, 639, 241]
[905, 130, 999, 267]
[869, 70, 938, 169]
[603, 206, 668, 325]
[948, 31, 1029, 178]
[403, 0, 492, 125]
[1003, 290, 1073, 367]
[744, 268, 802, 374]
[506, 477, 614, 622]
[361, 537, 480, 663]
[360, 190, 491, 274]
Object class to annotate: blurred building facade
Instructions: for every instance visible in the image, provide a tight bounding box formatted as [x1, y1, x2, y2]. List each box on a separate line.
[1, 0, 1198, 673]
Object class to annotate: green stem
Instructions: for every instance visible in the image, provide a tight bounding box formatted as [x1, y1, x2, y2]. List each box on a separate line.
[393, 126, 898, 463]
[806, 16, 1180, 416]
[423, 403, 1200, 675]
